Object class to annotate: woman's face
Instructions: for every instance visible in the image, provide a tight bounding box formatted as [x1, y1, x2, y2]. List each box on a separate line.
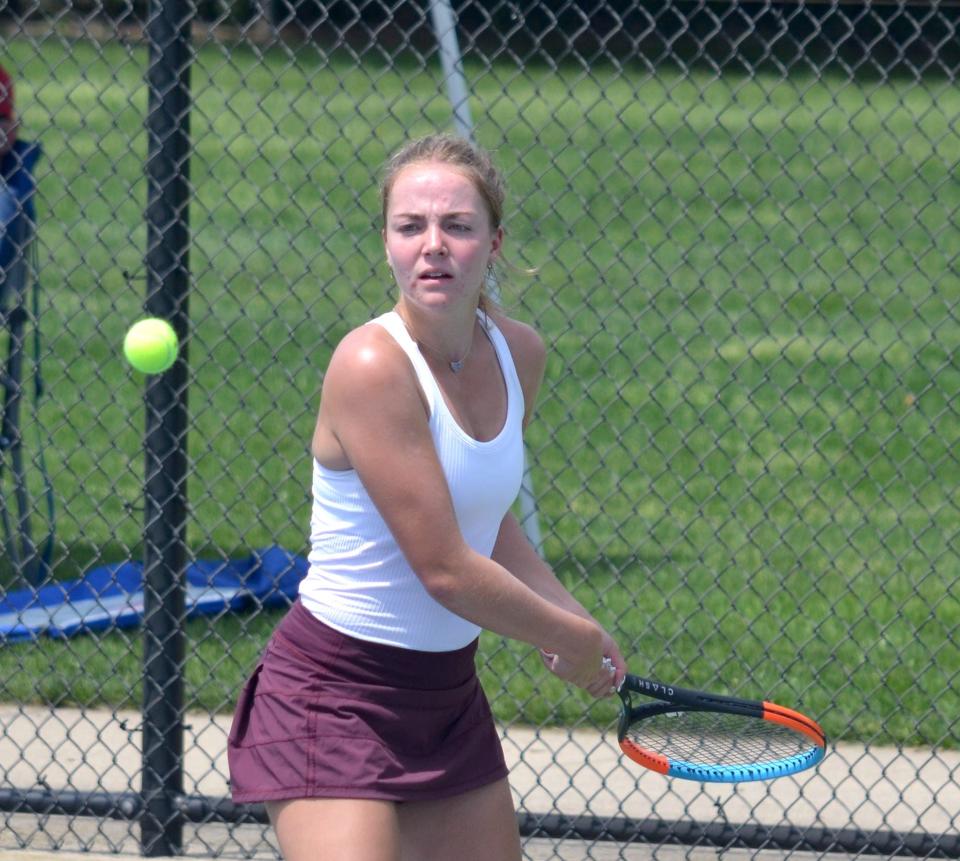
[383, 162, 502, 312]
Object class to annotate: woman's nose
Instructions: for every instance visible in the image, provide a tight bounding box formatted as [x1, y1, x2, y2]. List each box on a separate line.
[424, 224, 446, 255]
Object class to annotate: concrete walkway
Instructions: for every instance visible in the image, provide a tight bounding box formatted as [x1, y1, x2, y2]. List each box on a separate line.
[2, 703, 958, 859]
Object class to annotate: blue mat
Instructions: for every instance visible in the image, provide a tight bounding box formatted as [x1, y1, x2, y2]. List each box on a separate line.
[0, 546, 305, 642]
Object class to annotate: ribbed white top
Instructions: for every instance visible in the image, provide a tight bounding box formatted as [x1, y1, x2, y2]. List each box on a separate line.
[299, 310, 526, 651]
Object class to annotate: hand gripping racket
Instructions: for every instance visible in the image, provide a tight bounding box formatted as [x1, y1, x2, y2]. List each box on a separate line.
[611, 666, 826, 783]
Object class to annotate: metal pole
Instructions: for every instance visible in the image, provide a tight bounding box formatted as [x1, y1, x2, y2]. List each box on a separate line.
[427, 0, 473, 139]
[427, 0, 544, 552]
[140, 0, 192, 853]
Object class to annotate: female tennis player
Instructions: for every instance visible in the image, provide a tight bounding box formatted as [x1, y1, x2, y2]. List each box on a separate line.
[228, 133, 626, 861]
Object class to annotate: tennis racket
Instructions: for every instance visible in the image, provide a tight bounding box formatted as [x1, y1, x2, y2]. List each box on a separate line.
[612, 667, 826, 783]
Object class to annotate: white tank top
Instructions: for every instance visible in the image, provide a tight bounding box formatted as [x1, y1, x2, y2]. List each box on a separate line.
[298, 310, 526, 651]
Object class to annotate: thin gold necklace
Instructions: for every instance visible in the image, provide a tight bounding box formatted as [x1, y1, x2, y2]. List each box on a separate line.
[398, 312, 476, 373]
[416, 327, 474, 373]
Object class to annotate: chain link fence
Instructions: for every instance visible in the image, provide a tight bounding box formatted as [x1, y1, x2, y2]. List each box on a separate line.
[1, 0, 959, 857]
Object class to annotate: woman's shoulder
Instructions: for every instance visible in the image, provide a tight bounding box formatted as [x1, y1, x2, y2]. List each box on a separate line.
[325, 318, 413, 390]
[488, 310, 546, 372]
[487, 311, 546, 418]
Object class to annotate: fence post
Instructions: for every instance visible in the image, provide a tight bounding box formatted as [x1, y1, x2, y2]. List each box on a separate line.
[140, 0, 192, 854]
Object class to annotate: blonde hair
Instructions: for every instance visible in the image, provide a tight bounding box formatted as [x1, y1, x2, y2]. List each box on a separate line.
[380, 134, 510, 313]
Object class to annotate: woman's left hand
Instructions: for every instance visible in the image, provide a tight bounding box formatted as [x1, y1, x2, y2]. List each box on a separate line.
[541, 628, 626, 699]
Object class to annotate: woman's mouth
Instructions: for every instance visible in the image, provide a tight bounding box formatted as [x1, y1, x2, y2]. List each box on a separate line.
[419, 270, 452, 282]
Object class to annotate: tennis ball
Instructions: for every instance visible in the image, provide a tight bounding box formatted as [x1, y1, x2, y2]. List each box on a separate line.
[123, 318, 179, 374]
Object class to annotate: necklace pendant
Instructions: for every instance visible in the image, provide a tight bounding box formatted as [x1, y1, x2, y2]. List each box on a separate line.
[449, 358, 465, 373]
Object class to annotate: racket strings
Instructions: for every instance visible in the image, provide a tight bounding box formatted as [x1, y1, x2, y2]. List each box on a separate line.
[626, 710, 814, 767]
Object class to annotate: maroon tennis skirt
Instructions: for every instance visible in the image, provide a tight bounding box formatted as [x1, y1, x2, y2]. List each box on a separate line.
[227, 599, 508, 803]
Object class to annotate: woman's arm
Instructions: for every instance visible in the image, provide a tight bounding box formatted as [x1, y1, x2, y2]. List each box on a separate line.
[490, 313, 626, 692]
[492, 512, 627, 691]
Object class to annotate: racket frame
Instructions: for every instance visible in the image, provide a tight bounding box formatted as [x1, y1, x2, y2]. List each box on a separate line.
[616, 673, 826, 783]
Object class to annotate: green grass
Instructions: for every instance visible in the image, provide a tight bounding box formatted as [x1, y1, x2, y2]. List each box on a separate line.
[1, 37, 959, 749]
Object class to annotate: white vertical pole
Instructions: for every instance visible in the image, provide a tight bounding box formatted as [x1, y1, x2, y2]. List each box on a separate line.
[427, 0, 474, 140]
[426, 0, 544, 554]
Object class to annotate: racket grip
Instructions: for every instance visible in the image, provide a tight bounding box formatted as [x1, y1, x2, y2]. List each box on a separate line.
[601, 656, 626, 693]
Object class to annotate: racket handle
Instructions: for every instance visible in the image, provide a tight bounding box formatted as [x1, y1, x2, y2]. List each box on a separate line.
[602, 656, 626, 692]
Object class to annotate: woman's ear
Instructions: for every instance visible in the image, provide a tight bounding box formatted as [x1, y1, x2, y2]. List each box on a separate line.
[382, 230, 393, 270]
[490, 225, 504, 260]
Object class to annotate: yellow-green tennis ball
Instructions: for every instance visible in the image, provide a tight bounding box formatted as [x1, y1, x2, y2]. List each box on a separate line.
[123, 318, 179, 374]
